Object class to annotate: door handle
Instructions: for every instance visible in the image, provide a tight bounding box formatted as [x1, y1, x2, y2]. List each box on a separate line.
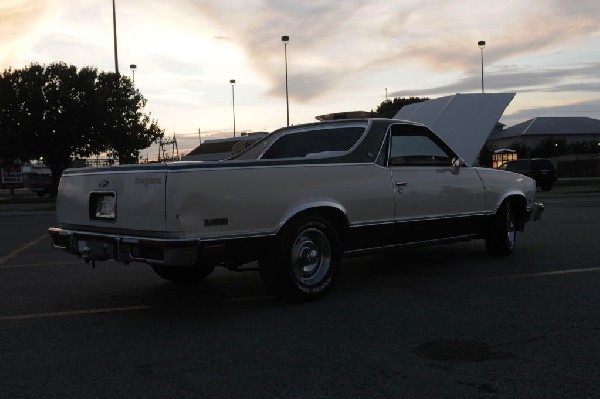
[395, 181, 407, 194]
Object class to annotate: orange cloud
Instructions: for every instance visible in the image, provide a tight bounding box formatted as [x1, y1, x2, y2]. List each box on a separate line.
[0, 0, 58, 68]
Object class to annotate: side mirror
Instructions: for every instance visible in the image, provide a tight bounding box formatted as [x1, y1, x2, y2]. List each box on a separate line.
[452, 157, 464, 168]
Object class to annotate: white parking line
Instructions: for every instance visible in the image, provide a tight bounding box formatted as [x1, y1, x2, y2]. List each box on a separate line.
[0, 305, 153, 322]
[507, 267, 600, 279]
[0, 234, 48, 266]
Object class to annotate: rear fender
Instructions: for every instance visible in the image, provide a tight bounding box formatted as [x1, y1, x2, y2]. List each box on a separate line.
[277, 201, 349, 236]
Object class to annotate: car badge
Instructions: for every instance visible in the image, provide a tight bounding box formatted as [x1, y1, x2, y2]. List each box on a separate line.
[98, 180, 109, 188]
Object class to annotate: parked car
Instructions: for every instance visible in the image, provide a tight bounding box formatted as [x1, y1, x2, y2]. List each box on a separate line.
[49, 115, 543, 301]
[499, 158, 557, 191]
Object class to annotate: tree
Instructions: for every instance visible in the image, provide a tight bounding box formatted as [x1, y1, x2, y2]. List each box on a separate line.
[0, 62, 164, 194]
[508, 141, 532, 159]
[532, 138, 567, 158]
[94, 72, 163, 164]
[375, 96, 429, 119]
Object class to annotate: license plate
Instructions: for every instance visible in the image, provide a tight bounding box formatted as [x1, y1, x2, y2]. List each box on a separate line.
[95, 195, 116, 219]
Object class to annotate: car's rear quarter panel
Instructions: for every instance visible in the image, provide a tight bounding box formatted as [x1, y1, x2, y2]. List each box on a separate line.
[165, 162, 395, 238]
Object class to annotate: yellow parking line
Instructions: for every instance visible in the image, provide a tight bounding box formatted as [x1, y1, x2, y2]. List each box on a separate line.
[0, 260, 82, 269]
[0, 305, 153, 322]
[0, 233, 48, 266]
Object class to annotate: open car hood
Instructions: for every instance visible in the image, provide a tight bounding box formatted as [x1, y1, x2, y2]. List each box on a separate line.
[394, 93, 515, 166]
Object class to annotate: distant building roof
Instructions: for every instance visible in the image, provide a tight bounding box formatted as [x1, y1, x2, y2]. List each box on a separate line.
[187, 139, 238, 156]
[316, 111, 375, 121]
[489, 117, 600, 140]
[184, 132, 268, 161]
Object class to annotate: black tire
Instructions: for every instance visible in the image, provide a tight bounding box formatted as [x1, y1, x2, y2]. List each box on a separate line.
[259, 214, 341, 301]
[486, 200, 517, 256]
[151, 263, 215, 283]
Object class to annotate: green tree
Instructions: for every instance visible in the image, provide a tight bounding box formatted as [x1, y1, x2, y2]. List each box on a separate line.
[532, 138, 567, 158]
[375, 96, 429, 119]
[94, 72, 163, 164]
[0, 62, 164, 194]
[508, 141, 532, 159]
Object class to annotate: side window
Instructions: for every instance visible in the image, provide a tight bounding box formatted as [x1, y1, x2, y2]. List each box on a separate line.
[261, 127, 364, 159]
[389, 133, 453, 166]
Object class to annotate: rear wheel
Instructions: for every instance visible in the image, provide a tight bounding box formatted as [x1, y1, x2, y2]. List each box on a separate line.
[486, 200, 517, 256]
[259, 214, 341, 301]
[151, 263, 215, 283]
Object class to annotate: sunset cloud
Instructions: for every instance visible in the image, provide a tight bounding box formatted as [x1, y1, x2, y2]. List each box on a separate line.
[1, 0, 599, 152]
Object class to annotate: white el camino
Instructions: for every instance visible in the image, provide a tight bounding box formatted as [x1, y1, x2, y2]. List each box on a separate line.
[49, 93, 543, 301]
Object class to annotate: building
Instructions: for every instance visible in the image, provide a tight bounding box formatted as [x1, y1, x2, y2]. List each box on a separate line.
[184, 132, 268, 161]
[486, 116, 600, 177]
[315, 111, 375, 121]
[486, 116, 600, 149]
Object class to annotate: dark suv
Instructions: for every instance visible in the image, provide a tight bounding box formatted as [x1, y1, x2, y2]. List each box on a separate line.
[500, 158, 557, 191]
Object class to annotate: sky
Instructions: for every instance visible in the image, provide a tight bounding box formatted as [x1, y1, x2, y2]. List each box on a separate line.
[1, 0, 600, 158]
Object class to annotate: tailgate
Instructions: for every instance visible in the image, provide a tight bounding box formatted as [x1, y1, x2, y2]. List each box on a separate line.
[56, 167, 168, 232]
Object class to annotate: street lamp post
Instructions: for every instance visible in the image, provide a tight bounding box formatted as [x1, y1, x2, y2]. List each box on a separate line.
[282, 35, 290, 126]
[230, 79, 236, 137]
[112, 0, 119, 74]
[130, 64, 137, 83]
[478, 40, 486, 93]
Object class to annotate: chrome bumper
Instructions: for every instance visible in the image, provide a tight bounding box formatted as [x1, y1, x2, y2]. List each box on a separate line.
[48, 227, 199, 266]
[529, 201, 544, 222]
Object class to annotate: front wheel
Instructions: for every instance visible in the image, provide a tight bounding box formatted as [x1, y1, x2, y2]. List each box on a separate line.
[486, 201, 517, 256]
[151, 263, 215, 284]
[259, 214, 341, 301]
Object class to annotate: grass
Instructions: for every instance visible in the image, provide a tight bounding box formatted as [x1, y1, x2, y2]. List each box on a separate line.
[546, 177, 600, 194]
[555, 177, 600, 187]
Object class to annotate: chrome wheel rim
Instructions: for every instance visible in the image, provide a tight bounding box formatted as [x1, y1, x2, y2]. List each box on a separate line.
[506, 209, 516, 250]
[290, 228, 331, 286]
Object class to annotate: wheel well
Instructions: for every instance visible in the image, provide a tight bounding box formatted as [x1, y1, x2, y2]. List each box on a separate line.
[279, 207, 349, 238]
[504, 195, 527, 230]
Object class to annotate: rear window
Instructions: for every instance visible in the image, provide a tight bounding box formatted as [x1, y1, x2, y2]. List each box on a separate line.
[261, 127, 365, 159]
[506, 160, 531, 172]
[533, 159, 555, 170]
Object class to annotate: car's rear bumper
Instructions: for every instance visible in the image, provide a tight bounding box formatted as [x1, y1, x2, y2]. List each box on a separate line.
[48, 227, 200, 266]
[48, 227, 274, 267]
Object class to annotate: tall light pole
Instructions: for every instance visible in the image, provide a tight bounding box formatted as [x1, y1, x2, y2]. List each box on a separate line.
[130, 64, 137, 83]
[230, 79, 236, 137]
[112, 0, 119, 74]
[478, 40, 486, 93]
[282, 35, 290, 126]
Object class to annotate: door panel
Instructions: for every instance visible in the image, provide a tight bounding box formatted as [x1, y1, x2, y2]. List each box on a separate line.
[387, 125, 486, 243]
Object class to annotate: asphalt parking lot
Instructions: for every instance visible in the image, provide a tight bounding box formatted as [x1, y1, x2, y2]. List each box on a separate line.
[1, 188, 599, 398]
